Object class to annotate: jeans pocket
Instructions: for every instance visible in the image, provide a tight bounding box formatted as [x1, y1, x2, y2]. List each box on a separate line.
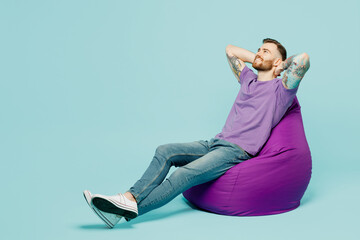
[196, 139, 210, 151]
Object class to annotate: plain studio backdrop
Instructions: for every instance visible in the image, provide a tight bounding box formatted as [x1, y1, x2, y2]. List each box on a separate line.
[0, 0, 359, 239]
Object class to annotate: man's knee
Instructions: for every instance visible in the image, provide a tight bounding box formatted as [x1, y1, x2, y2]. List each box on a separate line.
[155, 144, 172, 158]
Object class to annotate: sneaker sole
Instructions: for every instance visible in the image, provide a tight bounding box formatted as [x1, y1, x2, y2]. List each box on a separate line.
[83, 191, 119, 228]
[92, 197, 138, 219]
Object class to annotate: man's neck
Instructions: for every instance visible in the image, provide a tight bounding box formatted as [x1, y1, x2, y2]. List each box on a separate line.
[257, 70, 277, 82]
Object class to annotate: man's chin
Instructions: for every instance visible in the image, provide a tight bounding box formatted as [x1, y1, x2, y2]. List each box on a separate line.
[253, 64, 272, 72]
[252, 64, 261, 71]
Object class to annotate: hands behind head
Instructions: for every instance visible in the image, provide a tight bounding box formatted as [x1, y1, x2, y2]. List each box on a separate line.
[274, 61, 285, 77]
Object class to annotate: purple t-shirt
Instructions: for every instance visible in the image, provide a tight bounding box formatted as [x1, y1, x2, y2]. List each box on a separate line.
[214, 65, 298, 156]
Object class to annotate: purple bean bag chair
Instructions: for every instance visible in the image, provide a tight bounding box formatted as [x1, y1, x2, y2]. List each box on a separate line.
[183, 96, 312, 216]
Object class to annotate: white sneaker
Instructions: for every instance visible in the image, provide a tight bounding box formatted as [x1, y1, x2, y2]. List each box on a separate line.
[83, 190, 122, 228]
[92, 193, 138, 220]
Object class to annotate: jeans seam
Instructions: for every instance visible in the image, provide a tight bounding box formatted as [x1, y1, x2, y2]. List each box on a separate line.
[133, 153, 205, 200]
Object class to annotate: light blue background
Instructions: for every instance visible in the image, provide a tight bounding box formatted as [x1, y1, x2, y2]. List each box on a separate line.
[1, 0, 359, 239]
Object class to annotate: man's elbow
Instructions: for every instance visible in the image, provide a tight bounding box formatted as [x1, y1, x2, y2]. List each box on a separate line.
[225, 44, 233, 53]
[299, 52, 310, 62]
[297, 52, 310, 70]
[301, 52, 310, 60]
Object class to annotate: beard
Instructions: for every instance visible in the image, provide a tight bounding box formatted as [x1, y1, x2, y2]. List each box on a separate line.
[252, 57, 274, 71]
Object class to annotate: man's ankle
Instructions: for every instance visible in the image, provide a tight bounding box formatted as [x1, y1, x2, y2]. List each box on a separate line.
[124, 192, 137, 203]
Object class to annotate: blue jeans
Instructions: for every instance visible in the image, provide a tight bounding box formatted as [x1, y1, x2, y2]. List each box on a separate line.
[128, 138, 253, 216]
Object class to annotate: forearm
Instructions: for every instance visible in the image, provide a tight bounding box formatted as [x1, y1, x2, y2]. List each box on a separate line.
[226, 44, 256, 63]
[282, 53, 310, 72]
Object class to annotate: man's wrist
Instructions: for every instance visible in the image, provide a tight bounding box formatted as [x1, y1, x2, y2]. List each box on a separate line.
[280, 62, 285, 70]
[283, 55, 296, 70]
[250, 53, 256, 64]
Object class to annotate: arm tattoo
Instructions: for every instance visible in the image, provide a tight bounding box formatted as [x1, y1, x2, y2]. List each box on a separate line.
[226, 53, 243, 80]
[282, 53, 310, 89]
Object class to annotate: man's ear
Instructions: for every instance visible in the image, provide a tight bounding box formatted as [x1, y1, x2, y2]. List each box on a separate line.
[273, 58, 282, 67]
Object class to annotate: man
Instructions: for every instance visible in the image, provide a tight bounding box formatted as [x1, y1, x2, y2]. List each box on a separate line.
[83, 38, 310, 228]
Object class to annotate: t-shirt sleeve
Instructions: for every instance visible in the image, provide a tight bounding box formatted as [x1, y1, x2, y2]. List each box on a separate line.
[276, 79, 299, 109]
[239, 65, 257, 85]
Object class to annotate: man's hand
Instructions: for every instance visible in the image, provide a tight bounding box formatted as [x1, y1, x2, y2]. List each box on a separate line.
[274, 62, 285, 77]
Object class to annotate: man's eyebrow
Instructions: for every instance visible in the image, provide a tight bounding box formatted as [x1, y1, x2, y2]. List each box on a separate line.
[258, 48, 272, 53]
[264, 48, 271, 52]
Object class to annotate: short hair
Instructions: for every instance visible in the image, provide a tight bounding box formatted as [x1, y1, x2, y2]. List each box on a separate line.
[262, 38, 287, 61]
